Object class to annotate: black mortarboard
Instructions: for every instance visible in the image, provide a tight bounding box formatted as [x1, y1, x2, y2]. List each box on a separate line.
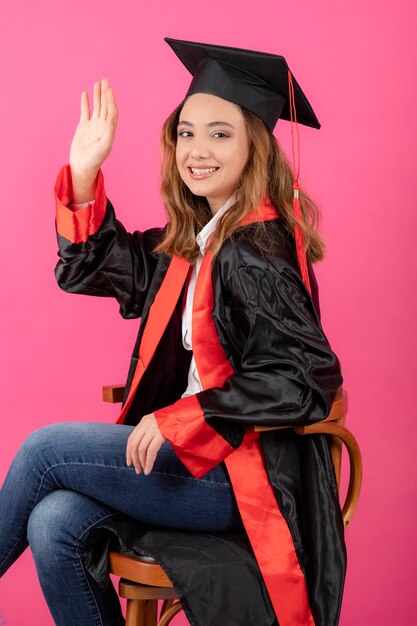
[164, 37, 320, 132]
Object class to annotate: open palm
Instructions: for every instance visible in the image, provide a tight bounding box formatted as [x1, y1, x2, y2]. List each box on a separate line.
[69, 78, 118, 175]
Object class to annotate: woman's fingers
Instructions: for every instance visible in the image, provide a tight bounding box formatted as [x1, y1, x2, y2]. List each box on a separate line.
[80, 91, 90, 122]
[92, 81, 101, 120]
[137, 434, 163, 475]
[126, 438, 132, 466]
[103, 88, 118, 143]
[138, 432, 153, 472]
[70, 78, 116, 175]
[106, 87, 118, 124]
[144, 440, 163, 475]
[100, 78, 108, 120]
[129, 439, 143, 474]
[80, 79, 113, 125]
[127, 428, 145, 474]
[126, 414, 166, 476]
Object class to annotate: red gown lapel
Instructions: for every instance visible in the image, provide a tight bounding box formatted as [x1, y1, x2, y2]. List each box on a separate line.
[115, 255, 191, 424]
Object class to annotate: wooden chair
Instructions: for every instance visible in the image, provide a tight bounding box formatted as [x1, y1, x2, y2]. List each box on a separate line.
[102, 384, 362, 626]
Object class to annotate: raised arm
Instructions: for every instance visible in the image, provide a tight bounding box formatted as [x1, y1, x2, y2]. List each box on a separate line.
[54, 79, 165, 319]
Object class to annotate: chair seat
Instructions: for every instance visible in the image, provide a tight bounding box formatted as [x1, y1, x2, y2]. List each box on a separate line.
[109, 551, 174, 588]
[109, 552, 181, 626]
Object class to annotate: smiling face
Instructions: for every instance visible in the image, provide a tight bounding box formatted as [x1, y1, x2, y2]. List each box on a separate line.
[175, 93, 250, 215]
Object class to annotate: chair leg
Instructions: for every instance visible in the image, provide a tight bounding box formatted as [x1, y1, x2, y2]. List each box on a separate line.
[157, 601, 183, 626]
[160, 599, 175, 617]
[125, 598, 158, 626]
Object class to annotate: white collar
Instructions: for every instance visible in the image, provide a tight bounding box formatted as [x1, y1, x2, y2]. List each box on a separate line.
[196, 190, 240, 255]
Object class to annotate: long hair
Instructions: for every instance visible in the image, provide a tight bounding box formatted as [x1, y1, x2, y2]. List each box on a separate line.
[154, 97, 326, 264]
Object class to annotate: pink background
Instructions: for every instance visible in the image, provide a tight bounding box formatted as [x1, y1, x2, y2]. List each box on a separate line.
[1, 1, 416, 624]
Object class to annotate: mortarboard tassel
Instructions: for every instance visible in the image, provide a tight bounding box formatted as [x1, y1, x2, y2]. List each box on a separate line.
[287, 70, 312, 296]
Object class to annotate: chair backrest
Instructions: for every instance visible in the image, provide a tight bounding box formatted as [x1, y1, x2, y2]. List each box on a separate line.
[254, 387, 362, 527]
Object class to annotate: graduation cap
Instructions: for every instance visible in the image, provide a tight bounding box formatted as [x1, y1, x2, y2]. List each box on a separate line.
[164, 37, 320, 132]
[165, 36, 319, 294]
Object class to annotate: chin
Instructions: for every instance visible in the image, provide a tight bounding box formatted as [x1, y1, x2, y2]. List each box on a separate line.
[188, 181, 221, 195]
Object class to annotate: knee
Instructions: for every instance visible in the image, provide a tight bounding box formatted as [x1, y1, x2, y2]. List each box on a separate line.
[27, 491, 77, 562]
[9, 425, 55, 477]
[19, 424, 59, 456]
[20, 422, 65, 452]
[18, 422, 70, 468]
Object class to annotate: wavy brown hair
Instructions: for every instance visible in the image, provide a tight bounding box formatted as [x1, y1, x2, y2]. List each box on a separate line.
[154, 96, 326, 264]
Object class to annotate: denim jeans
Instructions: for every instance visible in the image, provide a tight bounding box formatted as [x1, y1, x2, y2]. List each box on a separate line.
[0, 421, 244, 625]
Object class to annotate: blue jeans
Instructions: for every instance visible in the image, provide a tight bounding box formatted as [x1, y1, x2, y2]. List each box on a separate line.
[0, 421, 244, 625]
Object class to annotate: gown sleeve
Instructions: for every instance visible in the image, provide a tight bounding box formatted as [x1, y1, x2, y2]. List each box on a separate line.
[54, 164, 165, 319]
[154, 261, 343, 478]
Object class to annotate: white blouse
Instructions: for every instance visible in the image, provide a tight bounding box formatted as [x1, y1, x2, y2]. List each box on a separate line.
[72, 191, 239, 398]
[179, 191, 238, 397]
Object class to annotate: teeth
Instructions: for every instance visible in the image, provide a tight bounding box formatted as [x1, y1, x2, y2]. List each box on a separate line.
[191, 167, 218, 174]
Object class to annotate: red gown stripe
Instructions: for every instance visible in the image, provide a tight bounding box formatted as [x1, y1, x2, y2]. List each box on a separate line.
[224, 433, 315, 626]
[55, 164, 106, 244]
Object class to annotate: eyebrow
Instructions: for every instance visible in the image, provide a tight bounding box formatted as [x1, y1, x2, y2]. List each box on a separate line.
[177, 120, 235, 129]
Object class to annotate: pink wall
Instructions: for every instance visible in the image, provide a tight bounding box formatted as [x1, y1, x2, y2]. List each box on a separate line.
[1, 0, 415, 624]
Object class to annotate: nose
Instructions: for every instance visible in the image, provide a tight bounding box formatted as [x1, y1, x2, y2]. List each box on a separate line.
[190, 139, 210, 160]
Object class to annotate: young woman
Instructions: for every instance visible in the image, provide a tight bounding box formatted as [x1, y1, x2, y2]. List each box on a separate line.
[0, 39, 346, 626]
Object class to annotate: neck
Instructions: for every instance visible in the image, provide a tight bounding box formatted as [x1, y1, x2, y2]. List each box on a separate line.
[206, 189, 239, 216]
[207, 198, 226, 216]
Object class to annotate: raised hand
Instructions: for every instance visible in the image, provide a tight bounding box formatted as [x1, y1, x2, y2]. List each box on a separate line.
[69, 78, 118, 184]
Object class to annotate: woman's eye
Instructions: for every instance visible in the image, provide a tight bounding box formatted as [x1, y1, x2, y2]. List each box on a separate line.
[177, 130, 228, 138]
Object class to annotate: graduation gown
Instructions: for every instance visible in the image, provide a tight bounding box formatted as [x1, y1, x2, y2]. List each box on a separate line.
[54, 165, 346, 626]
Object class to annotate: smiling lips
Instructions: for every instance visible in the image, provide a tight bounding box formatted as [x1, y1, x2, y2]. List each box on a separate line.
[188, 166, 220, 179]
